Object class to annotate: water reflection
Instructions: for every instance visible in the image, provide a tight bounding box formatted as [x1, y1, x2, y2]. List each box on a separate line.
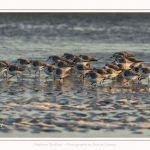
[0, 73, 149, 97]
[0, 72, 150, 136]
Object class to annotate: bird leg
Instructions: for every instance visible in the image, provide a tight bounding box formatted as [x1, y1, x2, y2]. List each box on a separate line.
[53, 76, 55, 81]
[82, 74, 85, 80]
[45, 76, 50, 79]
[79, 74, 85, 80]
[138, 77, 145, 81]
[28, 68, 31, 74]
[70, 68, 75, 74]
[91, 82, 97, 86]
[5, 71, 7, 76]
[16, 74, 20, 80]
[9, 75, 15, 79]
[59, 78, 63, 82]
[91, 82, 94, 85]
[2, 71, 7, 77]
[102, 79, 105, 83]
[148, 78, 150, 87]
[123, 80, 129, 84]
[80, 74, 83, 78]
[22, 75, 24, 80]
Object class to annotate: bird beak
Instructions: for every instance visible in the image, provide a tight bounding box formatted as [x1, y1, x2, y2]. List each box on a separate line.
[83, 75, 86, 80]
[46, 58, 49, 61]
[120, 69, 123, 72]
[43, 63, 46, 67]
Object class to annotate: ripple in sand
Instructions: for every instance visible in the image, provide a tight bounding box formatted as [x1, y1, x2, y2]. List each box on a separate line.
[0, 127, 13, 133]
[132, 131, 143, 134]
[41, 128, 62, 133]
[13, 118, 27, 123]
[56, 99, 70, 105]
[31, 129, 41, 134]
[16, 127, 28, 132]
[78, 129, 89, 133]
[135, 116, 149, 123]
[66, 125, 77, 132]
[44, 113, 56, 119]
[29, 118, 41, 123]
[72, 112, 87, 117]
[117, 99, 128, 103]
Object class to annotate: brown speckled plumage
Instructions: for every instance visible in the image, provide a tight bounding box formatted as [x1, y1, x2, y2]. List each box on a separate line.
[79, 55, 97, 61]
[17, 58, 30, 64]
[76, 64, 90, 70]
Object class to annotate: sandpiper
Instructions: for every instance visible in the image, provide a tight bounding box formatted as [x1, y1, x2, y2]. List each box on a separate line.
[54, 60, 73, 71]
[30, 60, 45, 76]
[52, 67, 70, 81]
[111, 54, 124, 61]
[0, 62, 8, 76]
[62, 53, 76, 60]
[112, 73, 124, 82]
[84, 72, 104, 85]
[0, 61, 9, 66]
[126, 57, 142, 63]
[92, 68, 109, 78]
[79, 54, 97, 61]
[129, 63, 145, 75]
[138, 63, 147, 69]
[72, 57, 90, 67]
[73, 64, 91, 78]
[103, 63, 120, 71]
[115, 63, 130, 70]
[63, 60, 75, 66]
[114, 55, 143, 66]
[46, 55, 63, 65]
[121, 69, 140, 83]
[114, 58, 133, 68]
[111, 52, 134, 59]
[15, 58, 31, 74]
[106, 68, 121, 79]
[130, 66, 140, 73]
[114, 58, 132, 63]
[44, 64, 56, 79]
[139, 67, 150, 84]
[7, 65, 24, 79]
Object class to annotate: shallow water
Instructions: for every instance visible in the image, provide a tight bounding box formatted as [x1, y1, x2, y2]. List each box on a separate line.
[0, 13, 150, 137]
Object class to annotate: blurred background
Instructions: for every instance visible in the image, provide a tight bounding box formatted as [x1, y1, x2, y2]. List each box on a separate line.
[0, 13, 150, 61]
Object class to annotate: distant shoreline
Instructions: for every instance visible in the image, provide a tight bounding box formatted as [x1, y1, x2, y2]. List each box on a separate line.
[0, 13, 150, 21]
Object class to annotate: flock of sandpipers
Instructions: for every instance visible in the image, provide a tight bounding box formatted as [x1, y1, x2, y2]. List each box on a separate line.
[0, 51, 150, 86]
